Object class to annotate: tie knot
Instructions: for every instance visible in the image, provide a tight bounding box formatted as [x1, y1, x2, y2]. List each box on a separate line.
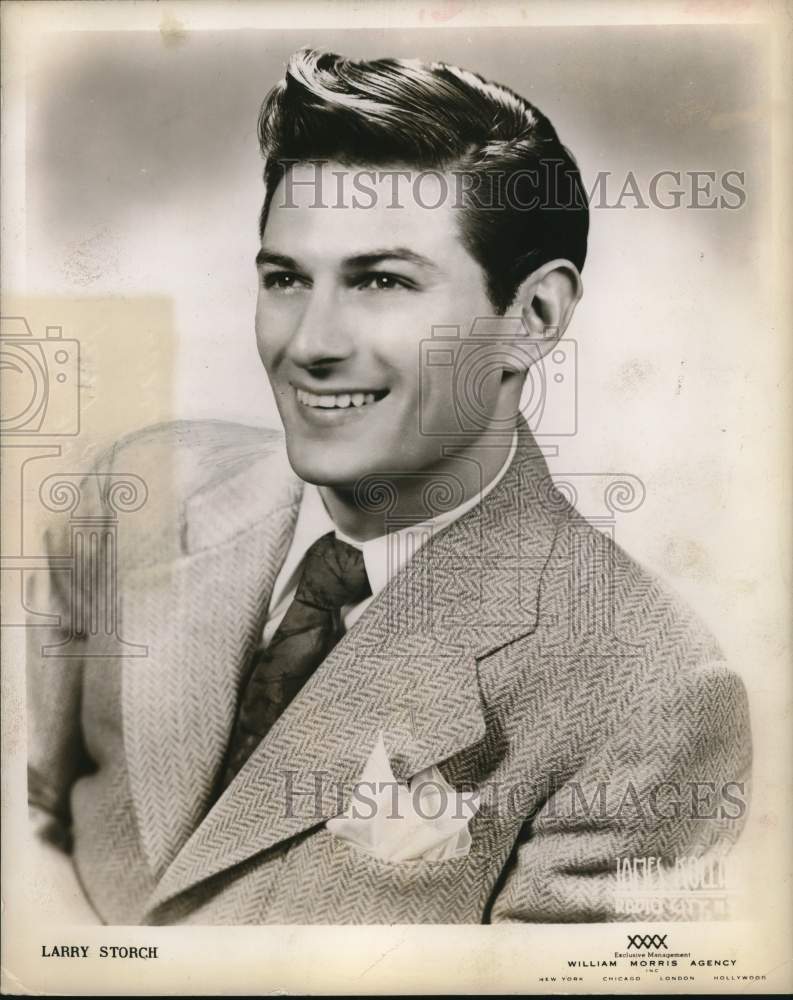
[295, 532, 371, 611]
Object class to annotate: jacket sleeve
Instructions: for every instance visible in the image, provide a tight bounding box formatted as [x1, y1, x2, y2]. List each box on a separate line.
[488, 660, 752, 922]
[25, 443, 120, 851]
[26, 517, 93, 851]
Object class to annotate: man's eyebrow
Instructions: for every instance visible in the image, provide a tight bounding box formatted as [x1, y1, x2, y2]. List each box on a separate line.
[254, 246, 441, 272]
[343, 248, 440, 271]
[255, 248, 299, 270]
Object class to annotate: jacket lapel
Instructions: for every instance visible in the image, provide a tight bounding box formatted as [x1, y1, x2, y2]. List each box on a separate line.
[121, 443, 302, 880]
[142, 422, 568, 917]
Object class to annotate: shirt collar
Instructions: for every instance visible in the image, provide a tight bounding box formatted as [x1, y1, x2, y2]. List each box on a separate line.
[272, 430, 518, 605]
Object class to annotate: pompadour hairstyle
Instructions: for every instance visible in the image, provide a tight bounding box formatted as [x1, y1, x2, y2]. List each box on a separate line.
[257, 48, 589, 314]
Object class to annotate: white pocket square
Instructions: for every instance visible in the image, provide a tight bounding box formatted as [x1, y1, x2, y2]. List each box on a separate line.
[327, 734, 480, 862]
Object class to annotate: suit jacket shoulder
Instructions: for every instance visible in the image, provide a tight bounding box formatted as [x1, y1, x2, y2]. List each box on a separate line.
[515, 502, 749, 785]
[84, 419, 295, 572]
[541, 497, 718, 648]
[103, 418, 283, 488]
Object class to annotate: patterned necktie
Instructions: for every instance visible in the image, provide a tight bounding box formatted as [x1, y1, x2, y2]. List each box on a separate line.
[218, 531, 371, 792]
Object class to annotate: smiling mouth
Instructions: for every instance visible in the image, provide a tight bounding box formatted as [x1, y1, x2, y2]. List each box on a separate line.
[295, 387, 389, 410]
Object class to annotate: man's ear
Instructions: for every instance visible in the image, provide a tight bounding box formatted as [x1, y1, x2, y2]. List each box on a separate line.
[514, 258, 583, 361]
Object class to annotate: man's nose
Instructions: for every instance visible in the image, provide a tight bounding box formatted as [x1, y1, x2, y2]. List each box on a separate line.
[287, 287, 354, 369]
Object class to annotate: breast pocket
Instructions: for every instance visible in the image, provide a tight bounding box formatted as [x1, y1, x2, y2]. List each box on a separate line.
[267, 826, 491, 924]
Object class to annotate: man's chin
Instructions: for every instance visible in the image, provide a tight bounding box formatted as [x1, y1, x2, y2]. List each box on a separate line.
[284, 442, 368, 490]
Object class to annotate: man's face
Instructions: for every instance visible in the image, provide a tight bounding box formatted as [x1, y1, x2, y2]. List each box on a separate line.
[255, 162, 509, 487]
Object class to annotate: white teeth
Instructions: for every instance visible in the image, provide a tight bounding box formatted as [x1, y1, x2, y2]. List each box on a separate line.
[296, 388, 384, 409]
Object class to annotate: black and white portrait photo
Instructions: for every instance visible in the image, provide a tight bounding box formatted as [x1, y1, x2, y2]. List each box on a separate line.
[1, 2, 790, 995]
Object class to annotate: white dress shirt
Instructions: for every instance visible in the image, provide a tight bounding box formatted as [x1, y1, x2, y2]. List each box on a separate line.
[262, 431, 518, 645]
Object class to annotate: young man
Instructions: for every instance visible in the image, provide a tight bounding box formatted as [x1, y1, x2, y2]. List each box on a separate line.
[28, 49, 751, 924]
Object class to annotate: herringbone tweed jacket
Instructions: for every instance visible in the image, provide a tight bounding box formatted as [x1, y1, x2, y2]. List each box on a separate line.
[27, 419, 751, 925]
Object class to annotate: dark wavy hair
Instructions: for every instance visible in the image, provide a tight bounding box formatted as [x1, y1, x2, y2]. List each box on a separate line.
[257, 48, 589, 314]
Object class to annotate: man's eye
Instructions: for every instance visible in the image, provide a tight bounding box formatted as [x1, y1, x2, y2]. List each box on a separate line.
[356, 273, 414, 291]
[262, 272, 306, 291]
